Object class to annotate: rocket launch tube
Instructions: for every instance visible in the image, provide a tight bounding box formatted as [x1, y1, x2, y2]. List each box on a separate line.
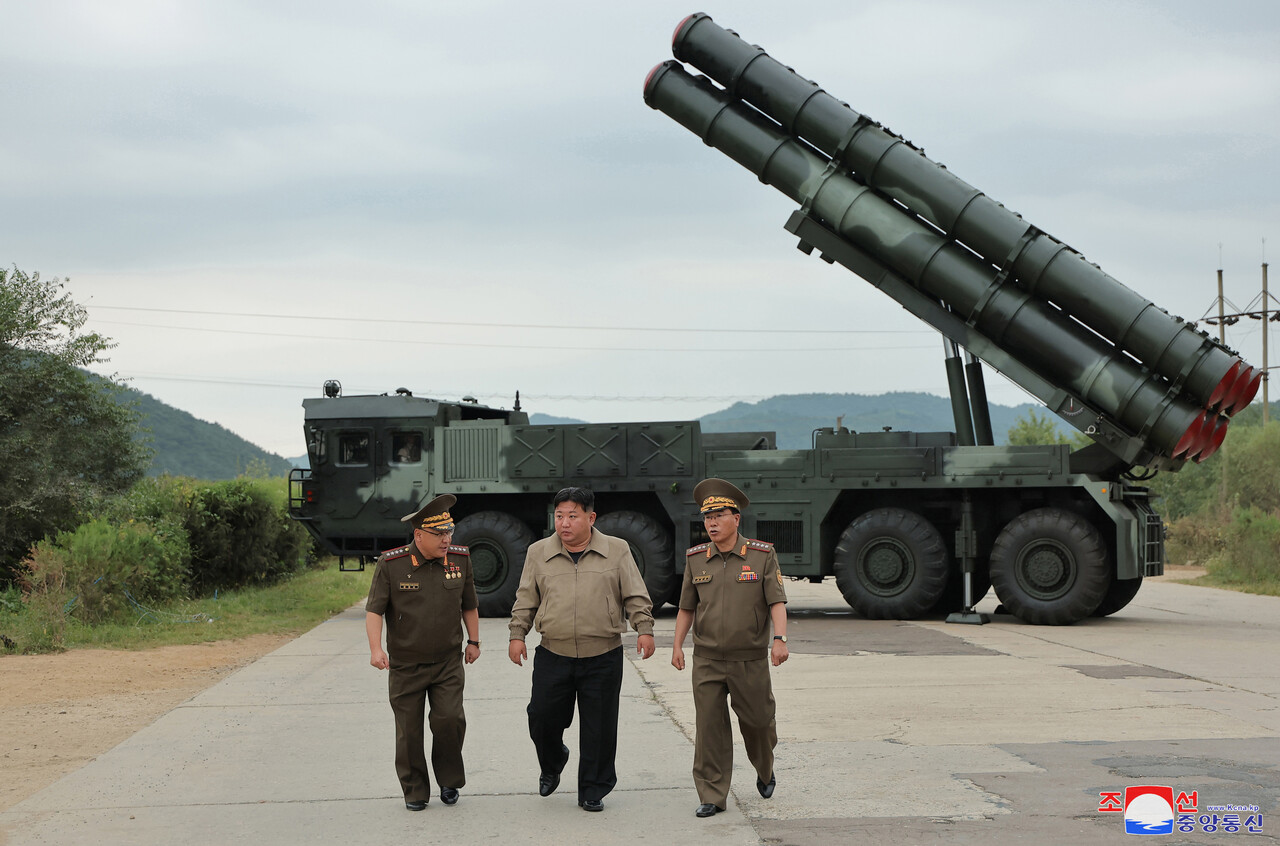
[644, 61, 1208, 460]
[669, 13, 1251, 415]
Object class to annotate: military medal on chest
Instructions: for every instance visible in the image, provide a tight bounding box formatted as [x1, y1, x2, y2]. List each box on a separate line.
[444, 562, 463, 580]
[738, 564, 759, 582]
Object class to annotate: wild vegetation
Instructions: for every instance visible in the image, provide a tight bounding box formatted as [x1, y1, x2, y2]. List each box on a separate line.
[0, 267, 365, 654]
[1009, 404, 1280, 596]
[7, 473, 330, 652]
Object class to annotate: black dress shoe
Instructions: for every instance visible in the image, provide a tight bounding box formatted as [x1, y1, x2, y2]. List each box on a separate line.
[757, 774, 776, 799]
[579, 799, 604, 812]
[440, 787, 459, 805]
[404, 799, 427, 811]
[696, 803, 724, 817]
[538, 743, 570, 797]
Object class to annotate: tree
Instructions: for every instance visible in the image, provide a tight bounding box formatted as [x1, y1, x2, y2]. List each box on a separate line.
[1006, 408, 1078, 446]
[0, 267, 150, 584]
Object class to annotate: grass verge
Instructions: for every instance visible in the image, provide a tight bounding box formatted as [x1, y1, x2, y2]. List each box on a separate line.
[0, 560, 372, 653]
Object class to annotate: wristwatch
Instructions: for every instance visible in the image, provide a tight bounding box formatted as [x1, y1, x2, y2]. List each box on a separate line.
[773, 635, 787, 643]
[467, 640, 481, 646]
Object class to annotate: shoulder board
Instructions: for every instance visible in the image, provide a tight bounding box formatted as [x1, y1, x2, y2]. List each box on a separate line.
[448, 544, 469, 556]
[746, 539, 774, 552]
[382, 545, 412, 560]
[686, 542, 711, 557]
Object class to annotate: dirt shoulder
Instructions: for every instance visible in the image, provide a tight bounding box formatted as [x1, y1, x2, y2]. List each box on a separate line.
[0, 634, 292, 812]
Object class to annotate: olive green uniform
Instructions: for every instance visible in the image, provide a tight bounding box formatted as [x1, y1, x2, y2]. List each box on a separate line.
[366, 541, 477, 803]
[678, 534, 787, 808]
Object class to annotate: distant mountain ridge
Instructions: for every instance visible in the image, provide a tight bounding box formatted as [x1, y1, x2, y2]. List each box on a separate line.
[124, 388, 295, 480]
[700, 391, 1056, 449]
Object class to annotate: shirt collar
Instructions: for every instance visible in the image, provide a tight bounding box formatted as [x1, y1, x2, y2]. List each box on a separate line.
[544, 528, 608, 562]
[709, 533, 745, 560]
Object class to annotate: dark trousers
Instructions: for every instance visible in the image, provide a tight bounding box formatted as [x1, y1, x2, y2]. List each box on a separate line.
[388, 651, 466, 802]
[527, 645, 624, 803]
[691, 654, 776, 807]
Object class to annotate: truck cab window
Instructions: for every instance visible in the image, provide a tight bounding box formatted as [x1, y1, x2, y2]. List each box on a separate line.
[393, 432, 422, 464]
[338, 433, 370, 465]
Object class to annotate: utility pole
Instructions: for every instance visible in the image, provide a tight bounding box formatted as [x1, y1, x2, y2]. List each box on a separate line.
[1202, 243, 1278, 426]
[1217, 263, 1229, 501]
[1263, 259, 1270, 425]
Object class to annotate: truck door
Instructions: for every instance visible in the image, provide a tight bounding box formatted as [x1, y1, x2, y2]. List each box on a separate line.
[328, 428, 376, 520]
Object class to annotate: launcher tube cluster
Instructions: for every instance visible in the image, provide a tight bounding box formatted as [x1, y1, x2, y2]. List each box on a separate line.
[645, 13, 1257, 465]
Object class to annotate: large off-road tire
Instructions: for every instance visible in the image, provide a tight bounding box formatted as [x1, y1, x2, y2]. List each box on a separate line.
[452, 511, 534, 618]
[833, 508, 950, 620]
[595, 510, 678, 609]
[989, 508, 1109, 625]
[1092, 575, 1143, 618]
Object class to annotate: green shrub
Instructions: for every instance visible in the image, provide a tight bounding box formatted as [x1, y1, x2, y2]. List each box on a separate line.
[1221, 426, 1280, 515]
[183, 478, 314, 593]
[1209, 507, 1280, 588]
[1164, 511, 1227, 568]
[21, 518, 190, 624]
[15, 544, 68, 650]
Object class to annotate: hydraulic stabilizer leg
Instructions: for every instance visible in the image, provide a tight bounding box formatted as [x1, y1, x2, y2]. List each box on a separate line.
[947, 494, 989, 625]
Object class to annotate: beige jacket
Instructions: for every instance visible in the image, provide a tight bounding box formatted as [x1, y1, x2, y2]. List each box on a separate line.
[508, 529, 654, 658]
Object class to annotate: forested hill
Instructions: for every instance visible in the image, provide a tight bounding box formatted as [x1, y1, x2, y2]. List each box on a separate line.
[700, 392, 1052, 449]
[125, 388, 294, 479]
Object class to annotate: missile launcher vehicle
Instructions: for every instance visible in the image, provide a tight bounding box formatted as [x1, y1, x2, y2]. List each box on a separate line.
[287, 14, 1256, 625]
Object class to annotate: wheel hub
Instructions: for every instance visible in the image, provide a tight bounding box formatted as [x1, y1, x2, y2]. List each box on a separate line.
[859, 539, 913, 596]
[470, 544, 505, 590]
[1017, 541, 1074, 600]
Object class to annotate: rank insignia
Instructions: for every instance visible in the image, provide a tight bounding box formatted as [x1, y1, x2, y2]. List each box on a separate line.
[692, 571, 712, 585]
[398, 581, 420, 591]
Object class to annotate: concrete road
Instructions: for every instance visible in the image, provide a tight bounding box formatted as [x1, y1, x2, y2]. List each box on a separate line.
[1, 578, 1276, 845]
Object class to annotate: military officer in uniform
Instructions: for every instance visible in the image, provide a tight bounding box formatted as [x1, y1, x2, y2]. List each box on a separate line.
[366, 494, 481, 811]
[671, 478, 788, 818]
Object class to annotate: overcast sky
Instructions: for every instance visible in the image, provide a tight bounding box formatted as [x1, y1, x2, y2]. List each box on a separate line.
[4, 1, 1278, 458]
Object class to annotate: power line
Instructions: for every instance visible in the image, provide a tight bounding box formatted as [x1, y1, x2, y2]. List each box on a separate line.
[93, 319, 936, 353]
[109, 371, 771, 403]
[88, 305, 928, 336]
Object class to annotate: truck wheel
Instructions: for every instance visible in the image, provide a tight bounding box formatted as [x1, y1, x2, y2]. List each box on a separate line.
[1092, 575, 1142, 617]
[834, 508, 949, 619]
[989, 508, 1109, 625]
[595, 511, 677, 609]
[452, 511, 533, 618]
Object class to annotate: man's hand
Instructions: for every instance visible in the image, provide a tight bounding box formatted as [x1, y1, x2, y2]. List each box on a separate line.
[370, 648, 389, 670]
[464, 643, 480, 664]
[770, 638, 789, 667]
[509, 639, 527, 666]
[637, 634, 655, 660]
[671, 645, 685, 671]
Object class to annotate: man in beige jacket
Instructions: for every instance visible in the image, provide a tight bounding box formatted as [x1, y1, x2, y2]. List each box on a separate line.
[508, 486, 655, 812]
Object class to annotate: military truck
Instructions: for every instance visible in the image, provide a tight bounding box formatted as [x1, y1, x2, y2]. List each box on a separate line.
[287, 14, 1257, 625]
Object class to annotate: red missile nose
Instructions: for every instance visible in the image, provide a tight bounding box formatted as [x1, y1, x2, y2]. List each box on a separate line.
[1226, 368, 1262, 415]
[672, 13, 700, 49]
[644, 62, 664, 98]
[1207, 360, 1241, 412]
[1192, 415, 1230, 462]
[1172, 412, 1211, 459]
